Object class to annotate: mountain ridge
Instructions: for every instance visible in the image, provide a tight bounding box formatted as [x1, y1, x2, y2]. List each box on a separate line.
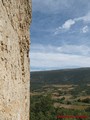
[31, 67, 90, 90]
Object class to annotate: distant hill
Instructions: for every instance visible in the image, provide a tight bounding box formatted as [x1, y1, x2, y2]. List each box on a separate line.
[31, 67, 90, 90]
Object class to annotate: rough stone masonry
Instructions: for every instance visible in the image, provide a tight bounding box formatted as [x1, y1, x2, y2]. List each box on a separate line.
[0, 0, 31, 120]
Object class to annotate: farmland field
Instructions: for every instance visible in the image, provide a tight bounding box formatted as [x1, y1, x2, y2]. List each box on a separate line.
[30, 68, 90, 120]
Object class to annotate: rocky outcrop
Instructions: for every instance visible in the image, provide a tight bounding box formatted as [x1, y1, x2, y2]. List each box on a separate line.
[0, 0, 31, 120]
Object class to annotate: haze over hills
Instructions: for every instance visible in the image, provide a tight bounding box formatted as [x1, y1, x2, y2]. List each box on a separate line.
[31, 67, 90, 90]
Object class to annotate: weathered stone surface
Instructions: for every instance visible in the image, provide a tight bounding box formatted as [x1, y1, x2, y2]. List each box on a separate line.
[0, 0, 31, 119]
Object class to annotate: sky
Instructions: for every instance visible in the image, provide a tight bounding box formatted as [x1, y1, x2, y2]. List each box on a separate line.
[30, 0, 90, 71]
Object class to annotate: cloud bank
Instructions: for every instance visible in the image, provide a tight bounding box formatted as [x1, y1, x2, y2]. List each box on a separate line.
[30, 44, 90, 71]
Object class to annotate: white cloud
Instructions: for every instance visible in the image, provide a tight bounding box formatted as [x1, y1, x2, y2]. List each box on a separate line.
[31, 52, 90, 71]
[32, 0, 73, 13]
[81, 26, 89, 33]
[33, 0, 90, 15]
[76, 12, 90, 23]
[62, 19, 75, 30]
[54, 12, 90, 35]
[31, 44, 90, 56]
[57, 44, 90, 55]
[83, 12, 90, 22]
[31, 44, 90, 71]
[54, 19, 75, 35]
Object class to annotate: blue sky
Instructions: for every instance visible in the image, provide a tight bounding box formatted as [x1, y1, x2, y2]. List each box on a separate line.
[30, 0, 90, 71]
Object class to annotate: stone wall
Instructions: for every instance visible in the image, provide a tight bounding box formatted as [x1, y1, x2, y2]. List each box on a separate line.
[0, 0, 31, 119]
